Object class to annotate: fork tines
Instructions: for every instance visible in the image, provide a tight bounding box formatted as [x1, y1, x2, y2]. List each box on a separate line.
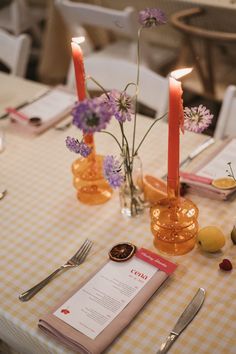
[71, 239, 93, 264]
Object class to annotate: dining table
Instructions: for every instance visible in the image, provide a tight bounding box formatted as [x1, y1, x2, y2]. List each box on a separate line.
[0, 71, 236, 354]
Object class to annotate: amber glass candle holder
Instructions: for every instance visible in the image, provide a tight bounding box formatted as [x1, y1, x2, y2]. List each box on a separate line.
[72, 134, 112, 205]
[150, 179, 199, 255]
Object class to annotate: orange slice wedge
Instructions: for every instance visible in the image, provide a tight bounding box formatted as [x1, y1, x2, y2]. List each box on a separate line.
[143, 175, 167, 204]
[212, 177, 236, 190]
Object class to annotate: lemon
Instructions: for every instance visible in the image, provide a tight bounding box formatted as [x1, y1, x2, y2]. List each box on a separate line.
[197, 226, 226, 252]
[212, 177, 236, 190]
[231, 225, 236, 245]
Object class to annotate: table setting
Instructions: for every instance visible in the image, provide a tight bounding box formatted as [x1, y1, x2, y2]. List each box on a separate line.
[0, 6, 236, 354]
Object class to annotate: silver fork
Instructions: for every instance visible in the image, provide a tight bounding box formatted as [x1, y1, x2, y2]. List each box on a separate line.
[19, 239, 93, 302]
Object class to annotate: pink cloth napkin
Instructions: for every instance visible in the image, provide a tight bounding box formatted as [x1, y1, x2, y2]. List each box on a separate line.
[39, 257, 174, 354]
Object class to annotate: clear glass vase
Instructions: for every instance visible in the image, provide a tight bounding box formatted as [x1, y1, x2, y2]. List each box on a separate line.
[119, 152, 145, 217]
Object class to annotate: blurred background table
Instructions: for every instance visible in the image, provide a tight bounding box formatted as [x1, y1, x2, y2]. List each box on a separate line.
[0, 72, 236, 354]
[1, 0, 235, 132]
[37, 0, 236, 92]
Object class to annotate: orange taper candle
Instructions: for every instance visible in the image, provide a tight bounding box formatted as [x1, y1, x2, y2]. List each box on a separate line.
[167, 74, 183, 196]
[71, 37, 86, 101]
[167, 68, 192, 197]
[71, 37, 93, 146]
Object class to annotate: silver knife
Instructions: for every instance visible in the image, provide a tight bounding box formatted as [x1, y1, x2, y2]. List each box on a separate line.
[180, 137, 215, 168]
[162, 138, 215, 179]
[156, 288, 206, 353]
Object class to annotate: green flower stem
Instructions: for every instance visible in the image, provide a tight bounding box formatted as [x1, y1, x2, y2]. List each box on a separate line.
[119, 25, 162, 216]
[119, 123, 135, 207]
[119, 122, 130, 152]
[122, 142, 136, 214]
[100, 130, 123, 152]
[131, 26, 142, 158]
[124, 82, 137, 92]
[120, 141, 144, 216]
[86, 75, 109, 99]
[134, 113, 167, 155]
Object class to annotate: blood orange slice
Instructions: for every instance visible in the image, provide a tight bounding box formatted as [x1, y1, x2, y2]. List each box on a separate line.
[143, 175, 167, 204]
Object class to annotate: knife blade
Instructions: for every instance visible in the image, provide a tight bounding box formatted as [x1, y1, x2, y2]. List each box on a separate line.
[162, 138, 214, 180]
[180, 137, 215, 168]
[156, 288, 206, 354]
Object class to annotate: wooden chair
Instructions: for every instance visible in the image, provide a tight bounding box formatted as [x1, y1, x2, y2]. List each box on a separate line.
[0, 28, 31, 76]
[68, 56, 169, 118]
[170, 7, 236, 102]
[214, 85, 236, 140]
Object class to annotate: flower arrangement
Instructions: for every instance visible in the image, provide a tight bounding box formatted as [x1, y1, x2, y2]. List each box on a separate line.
[66, 8, 213, 216]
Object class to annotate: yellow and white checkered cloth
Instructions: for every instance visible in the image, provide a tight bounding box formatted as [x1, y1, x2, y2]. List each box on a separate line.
[0, 73, 236, 354]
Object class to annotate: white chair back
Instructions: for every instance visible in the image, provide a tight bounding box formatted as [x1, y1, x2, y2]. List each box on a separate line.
[0, 0, 22, 35]
[0, 0, 45, 42]
[0, 28, 31, 77]
[73, 57, 168, 118]
[55, 0, 154, 71]
[55, 0, 179, 86]
[214, 85, 236, 140]
[55, 0, 138, 38]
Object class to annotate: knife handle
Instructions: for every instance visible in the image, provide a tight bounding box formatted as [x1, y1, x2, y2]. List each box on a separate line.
[156, 333, 178, 354]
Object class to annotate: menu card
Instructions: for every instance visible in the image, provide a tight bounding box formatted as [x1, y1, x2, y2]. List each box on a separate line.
[180, 138, 236, 200]
[196, 138, 236, 179]
[39, 248, 177, 354]
[8, 86, 76, 135]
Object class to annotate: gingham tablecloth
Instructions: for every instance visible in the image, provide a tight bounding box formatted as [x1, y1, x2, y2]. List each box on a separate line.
[0, 73, 236, 354]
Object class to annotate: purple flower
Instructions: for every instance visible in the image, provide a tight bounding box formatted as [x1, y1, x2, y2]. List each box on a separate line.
[79, 141, 92, 157]
[66, 136, 92, 157]
[103, 155, 124, 188]
[72, 97, 112, 133]
[138, 8, 167, 27]
[106, 90, 134, 123]
[184, 105, 214, 133]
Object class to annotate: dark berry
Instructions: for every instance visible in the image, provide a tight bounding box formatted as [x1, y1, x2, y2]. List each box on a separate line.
[219, 259, 233, 271]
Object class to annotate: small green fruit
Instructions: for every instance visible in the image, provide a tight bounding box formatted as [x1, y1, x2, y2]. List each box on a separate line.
[231, 226, 236, 244]
[197, 226, 226, 253]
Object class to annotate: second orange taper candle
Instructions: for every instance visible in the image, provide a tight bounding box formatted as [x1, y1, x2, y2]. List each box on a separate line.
[167, 74, 184, 197]
[167, 68, 192, 197]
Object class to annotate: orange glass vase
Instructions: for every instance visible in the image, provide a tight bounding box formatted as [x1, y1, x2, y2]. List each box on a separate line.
[150, 180, 199, 255]
[72, 134, 112, 205]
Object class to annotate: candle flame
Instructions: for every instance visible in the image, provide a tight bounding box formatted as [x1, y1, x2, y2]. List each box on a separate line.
[71, 36, 85, 44]
[170, 68, 192, 80]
